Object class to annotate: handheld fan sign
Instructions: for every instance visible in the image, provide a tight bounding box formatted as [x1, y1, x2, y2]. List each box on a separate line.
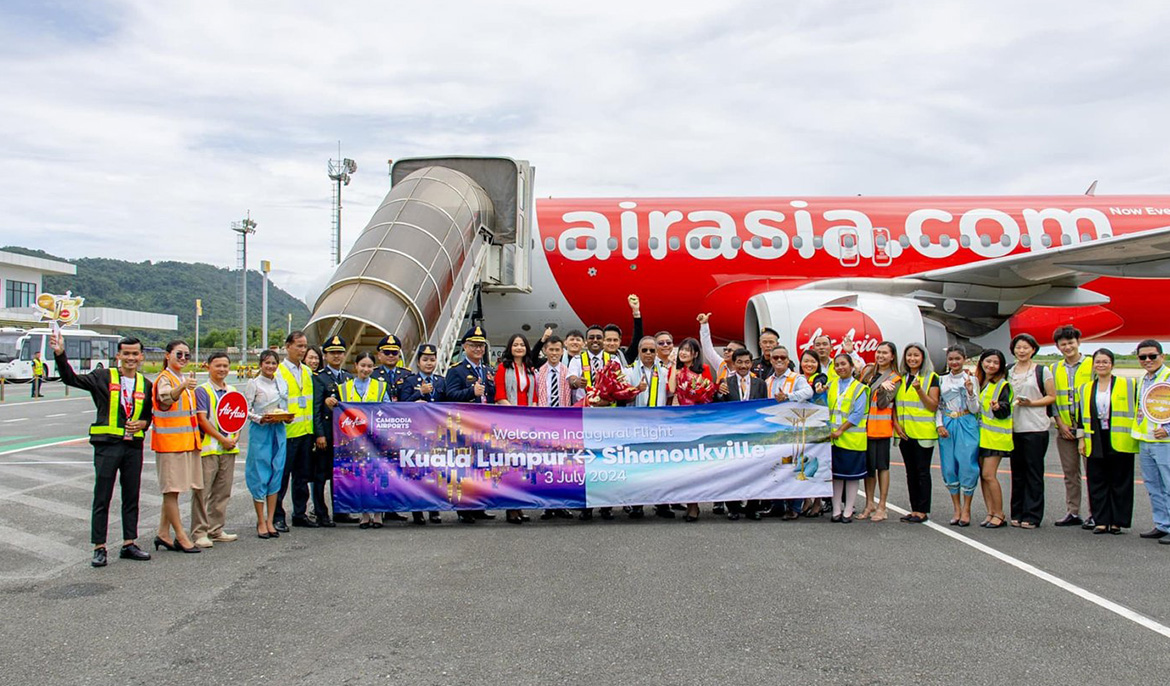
[35, 291, 84, 334]
[1140, 382, 1170, 439]
[215, 391, 249, 435]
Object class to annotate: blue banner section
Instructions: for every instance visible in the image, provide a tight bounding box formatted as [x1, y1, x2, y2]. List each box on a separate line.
[332, 400, 832, 512]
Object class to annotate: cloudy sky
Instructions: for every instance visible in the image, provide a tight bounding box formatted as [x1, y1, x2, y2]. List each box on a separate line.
[3, 0, 1169, 304]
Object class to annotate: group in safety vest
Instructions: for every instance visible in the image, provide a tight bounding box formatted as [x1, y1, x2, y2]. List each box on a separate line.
[1132, 365, 1170, 443]
[92, 368, 147, 439]
[979, 380, 1014, 452]
[1052, 356, 1094, 429]
[1079, 376, 1138, 457]
[894, 372, 939, 442]
[828, 378, 869, 451]
[277, 362, 314, 439]
[151, 367, 200, 453]
[200, 382, 240, 456]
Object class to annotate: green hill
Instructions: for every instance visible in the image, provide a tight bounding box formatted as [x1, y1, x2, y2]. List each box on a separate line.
[3, 246, 311, 348]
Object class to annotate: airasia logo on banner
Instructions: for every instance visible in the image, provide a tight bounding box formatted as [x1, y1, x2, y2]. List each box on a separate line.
[338, 407, 369, 439]
[215, 391, 249, 434]
[796, 307, 883, 363]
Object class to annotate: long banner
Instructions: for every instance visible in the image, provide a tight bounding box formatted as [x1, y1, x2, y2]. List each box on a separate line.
[332, 400, 832, 513]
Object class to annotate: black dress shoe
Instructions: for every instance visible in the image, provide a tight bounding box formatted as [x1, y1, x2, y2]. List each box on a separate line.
[1081, 517, 1096, 530]
[830, 514, 843, 523]
[748, 512, 763, 521]
[412, 513, 427, 525]
[520, 514, 531, 522]
[599, 508, 614, 520]
[655, 506, 676, 519]
[1054, 513, 1083, 527]
[359, 522, 370, 529]
[540, 510, 555, 520]
[333, 513, 359, 524]
[119, 544, 151, 561]
[506, 516, 524, 525]
[458, 514, 477, 524]
[91, 547, 107, 567]
[318, 518, 336, 528]
[579, 510, 593, 521]
[727, 512, 741, 521]
[428, 513, 442, 523]
[1139, 528, 1168, 539]
[473, 511, 495, 520]
[628, 506, 645, 519]
[670, 503, 687, 511]
[273, 520, 289, 532]
[384, 512, 409, 522]
[292, 517, 318, 528]
[841, 516, 853, 523]
[712, 504, 726, 515]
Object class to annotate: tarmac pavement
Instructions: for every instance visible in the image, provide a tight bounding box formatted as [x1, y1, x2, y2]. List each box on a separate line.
[1, 393, 1169, 684]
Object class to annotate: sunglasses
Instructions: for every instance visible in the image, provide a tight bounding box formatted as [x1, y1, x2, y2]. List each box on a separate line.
[1138, 353, 1160, 361]
[771, 355, 787, 361]
[586, 335, 603, 340]
[656, 340, 673, 347]
[172, 351, 190, 359]
[640, 347, 656, 353]
[380, 349, 401, 355]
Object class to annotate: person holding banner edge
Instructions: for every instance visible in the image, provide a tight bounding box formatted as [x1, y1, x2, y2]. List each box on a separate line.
[401, 343, 447, 525]
[445, 325, 496, 524]
[51, 330, 153, 567]
[334, 352, 389, 528]
[1133, 339, 1170, 543]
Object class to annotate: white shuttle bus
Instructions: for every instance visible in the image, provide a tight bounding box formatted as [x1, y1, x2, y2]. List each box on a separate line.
[1, 327, 119, 381]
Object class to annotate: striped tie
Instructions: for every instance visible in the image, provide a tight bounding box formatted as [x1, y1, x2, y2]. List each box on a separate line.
[550, 370, 560, 406]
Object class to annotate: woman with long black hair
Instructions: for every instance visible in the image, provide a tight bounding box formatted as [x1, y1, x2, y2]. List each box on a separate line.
[1078, 348, 1138, 534]
[495, 334, 537, 525]
[976, 349, 1012, 529]
[1007, 333, 1056, 529]
[669, 338, 715, 522]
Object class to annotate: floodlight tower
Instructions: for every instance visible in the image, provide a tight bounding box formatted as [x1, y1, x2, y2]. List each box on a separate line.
[328, 149, 357, 266]
[232, 212, 257, 365]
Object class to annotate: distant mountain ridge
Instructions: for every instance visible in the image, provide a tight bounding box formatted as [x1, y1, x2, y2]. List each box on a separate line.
[3, 246, 311, 347]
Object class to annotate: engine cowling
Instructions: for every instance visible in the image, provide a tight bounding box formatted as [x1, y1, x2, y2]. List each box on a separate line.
[744, 290, 957, 369]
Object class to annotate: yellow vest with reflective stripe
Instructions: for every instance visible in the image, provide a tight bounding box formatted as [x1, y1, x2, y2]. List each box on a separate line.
[339, 378, 387, 403]
[579, 351, 611, 388]
[979, 380, 1014, 451]
[32, 358, 45, 377]
[1052, 357, 1093, 427]
[1079, 376, 1138, 456]
[828, 378, 868, 451]
[200, 382, 240, 456]
[91, 369, 146, 438]
[277, 361, 314, 438]
[895, 372, 939, 440]
[1132, 366, 1170, 443]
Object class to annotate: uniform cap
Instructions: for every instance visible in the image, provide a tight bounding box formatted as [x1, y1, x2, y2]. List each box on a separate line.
[322, 335, 347, 352]
[462, 325, 488, 344]
[377, 335, 402, 352]
[417, 343, 437, 358]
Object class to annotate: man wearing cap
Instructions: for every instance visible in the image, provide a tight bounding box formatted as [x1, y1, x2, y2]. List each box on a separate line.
[445, 325, 496, 523]
[373, 335, 411, 401]
[312, 335, 353, 526]
[400, 343, 446, 525]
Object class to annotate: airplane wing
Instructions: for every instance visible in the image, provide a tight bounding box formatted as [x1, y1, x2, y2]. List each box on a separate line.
[798, 225, 1170, 339]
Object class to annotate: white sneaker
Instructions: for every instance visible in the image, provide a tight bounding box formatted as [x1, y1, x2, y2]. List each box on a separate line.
[194, 536, 214, 548]
[211, 532, 238, 542]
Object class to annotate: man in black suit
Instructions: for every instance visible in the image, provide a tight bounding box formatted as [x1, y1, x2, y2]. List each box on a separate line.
[313, 335, 355, 525]
[718, 348, 770, 520]
[51, 331, 154, 567]
[444, 325, 495, 523]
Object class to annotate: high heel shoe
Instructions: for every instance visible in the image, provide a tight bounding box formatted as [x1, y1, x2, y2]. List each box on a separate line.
[174, 539, 202, 553]
[153, 536, 176, 552]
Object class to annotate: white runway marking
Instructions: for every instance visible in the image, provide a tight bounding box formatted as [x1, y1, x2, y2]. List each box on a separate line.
[881, 499, 1170, 639]
[45, 413, 68, 418]
[0, 438, 86, 456]
[0, 397, 88, 408]
[2, 418, 29, 423]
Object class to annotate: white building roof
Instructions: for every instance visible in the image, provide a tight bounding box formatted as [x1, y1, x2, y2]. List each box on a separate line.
[76, 307, 178, 331]
[0, 250, 76, 276]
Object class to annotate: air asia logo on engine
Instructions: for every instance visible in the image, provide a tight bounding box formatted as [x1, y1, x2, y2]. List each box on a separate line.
[338, 408, 369, 439]
[796, 308, 882, 363]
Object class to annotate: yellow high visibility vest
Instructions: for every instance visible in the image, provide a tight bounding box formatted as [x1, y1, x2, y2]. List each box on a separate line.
[979, 380, 1014, 451]
[579, 351, 611, 388]
[895, 372, 939, 440]
[277, 361, 314, 438]
[1079, 376, 1138, 456]
[91, 368, 145, 438]
[1132, 366, 1170, 444]
[828, 378, 868, 451]
[199, 382, 240, 456]
[339, 378, 387, 403]
[1052, 357, 1093, 427]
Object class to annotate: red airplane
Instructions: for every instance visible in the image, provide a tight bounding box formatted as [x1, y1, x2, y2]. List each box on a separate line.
[309, 158, 1170, 365]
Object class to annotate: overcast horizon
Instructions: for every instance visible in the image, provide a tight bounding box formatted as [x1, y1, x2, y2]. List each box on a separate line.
[3, 1, 1170, 305]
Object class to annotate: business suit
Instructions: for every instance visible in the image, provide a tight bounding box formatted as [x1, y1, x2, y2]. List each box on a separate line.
[718, 372, 769, 517]
[55, 353, 154, 546]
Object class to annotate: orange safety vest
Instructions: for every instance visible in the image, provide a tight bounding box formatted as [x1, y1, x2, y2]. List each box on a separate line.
[150, 368, 200, 452]
[866, 370, 901, 439]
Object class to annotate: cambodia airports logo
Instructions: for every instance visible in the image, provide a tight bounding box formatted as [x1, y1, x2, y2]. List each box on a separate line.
[796, 307, 882, 362]
[373, 408, 411, 431]
[339, 407, 369, 438]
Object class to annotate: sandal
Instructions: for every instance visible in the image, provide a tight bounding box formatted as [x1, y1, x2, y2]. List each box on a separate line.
[871, 509, 887, 522]
[1010, 519, 1020, 528]
[1019, 521, 1037, 530]
[1110, 526, 1122, 535]
[856, 509, 872, 521]
[987, 515, 1007, 528]
[1092, 525, 1108, 534]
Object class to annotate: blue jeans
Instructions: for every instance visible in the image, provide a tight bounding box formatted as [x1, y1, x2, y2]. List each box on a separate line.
[939, 414, 980, 497]
[1139, 441, 1170, 533]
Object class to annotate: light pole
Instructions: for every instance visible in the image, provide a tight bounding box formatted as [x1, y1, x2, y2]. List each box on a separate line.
[328, 149, 357, 266]
[195, 298, 202, 367]
[287, 313, 292, 336]
[232, 212, 257, 365]
[260, 260, 271, 351]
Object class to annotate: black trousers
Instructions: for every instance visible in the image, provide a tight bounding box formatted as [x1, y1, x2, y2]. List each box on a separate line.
[899, 437, 934, 513]
[1086, 452, 1135, 528]
[1010, 431, 1048, 525]
[275, 435, 313, 521]
[91, 441, 143, 545]
[310, 444, 332, 520]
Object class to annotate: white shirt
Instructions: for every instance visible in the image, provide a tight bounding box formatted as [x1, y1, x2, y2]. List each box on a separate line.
[768, 370, 813, 402]
[1009, 363, 1053, 433]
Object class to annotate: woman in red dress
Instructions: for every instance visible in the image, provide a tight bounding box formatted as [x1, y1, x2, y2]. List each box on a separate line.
[495, 334, 537, 524]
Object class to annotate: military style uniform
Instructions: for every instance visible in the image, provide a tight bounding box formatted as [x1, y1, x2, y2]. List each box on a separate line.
[372, 334, 411, 401]
[444, 326, 496, 523]
[313, 335, 353, 525]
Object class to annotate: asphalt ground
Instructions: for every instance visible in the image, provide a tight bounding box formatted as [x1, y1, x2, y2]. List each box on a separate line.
[1, 389, 1169, 685]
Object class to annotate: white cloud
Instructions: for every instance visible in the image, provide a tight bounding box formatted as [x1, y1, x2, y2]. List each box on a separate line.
[2, 0, 1170, 304]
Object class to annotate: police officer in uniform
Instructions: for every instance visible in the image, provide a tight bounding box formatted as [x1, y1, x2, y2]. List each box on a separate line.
[372, 334, 412, 401]
[445, 325, 496, 523]
[313, 335, 354, 525]
[400, 343, 447, 524]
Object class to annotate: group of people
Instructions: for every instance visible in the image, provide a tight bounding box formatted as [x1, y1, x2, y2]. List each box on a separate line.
[54, 294, 1170, 567]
